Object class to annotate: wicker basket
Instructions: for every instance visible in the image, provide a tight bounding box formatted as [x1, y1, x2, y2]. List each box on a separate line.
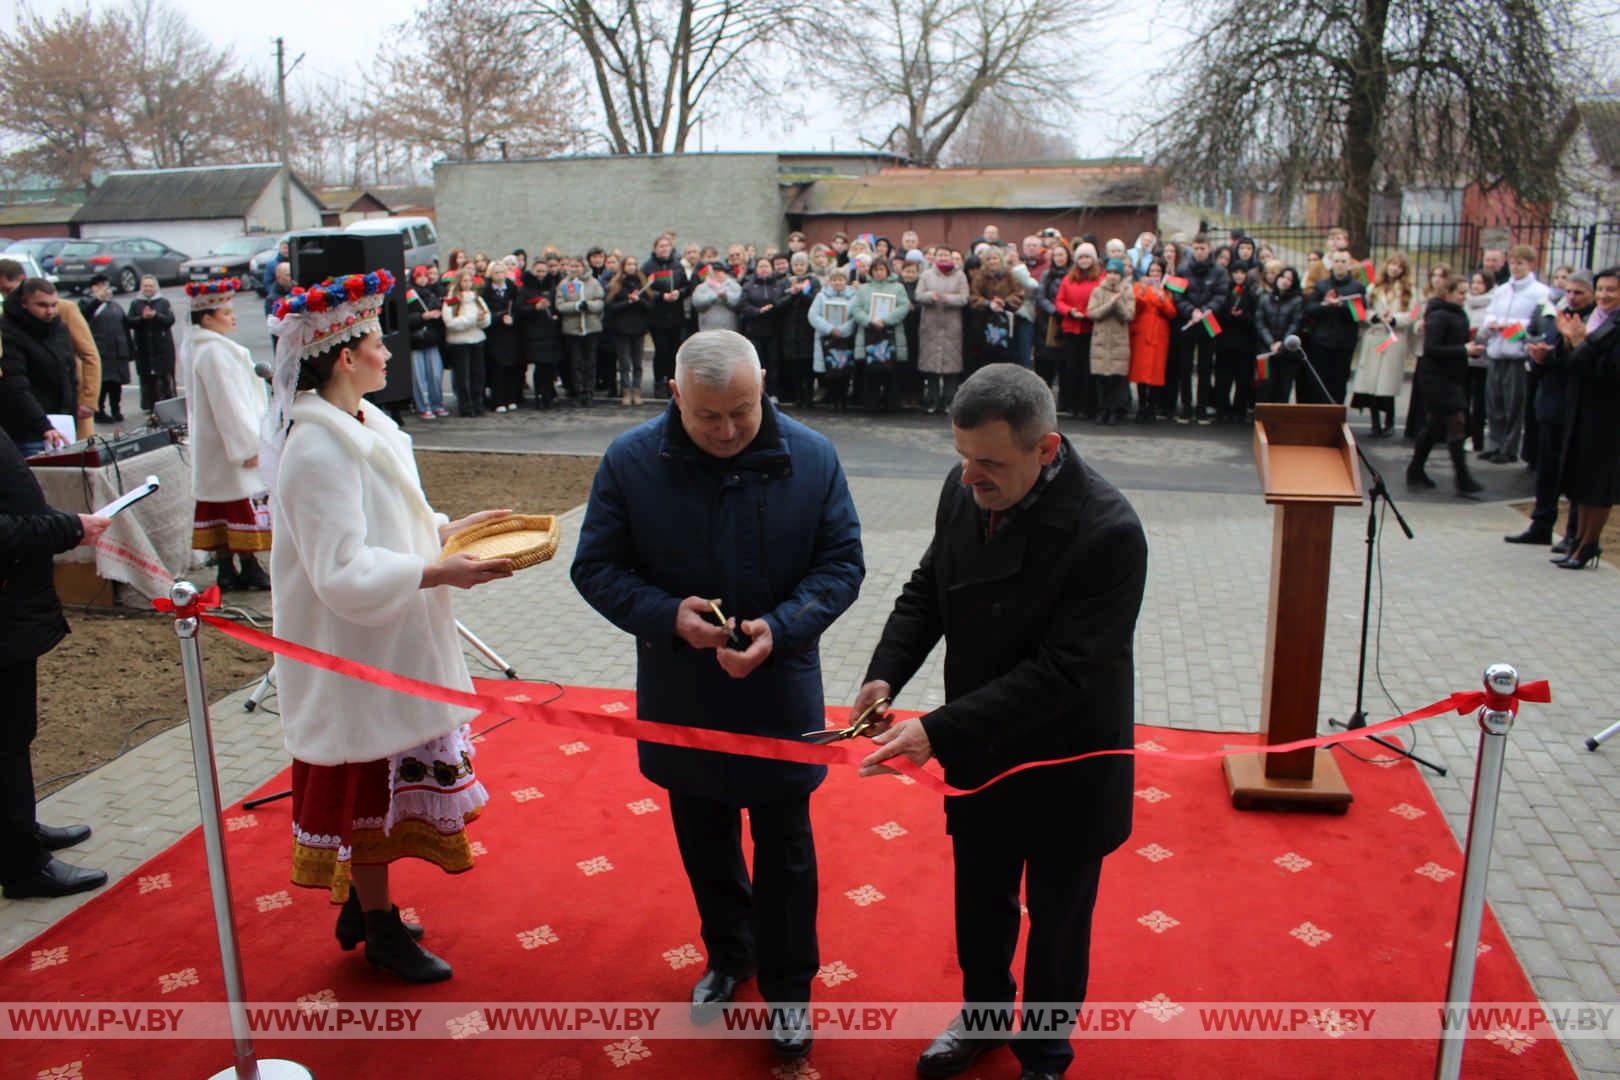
[440, 514, 561, 570]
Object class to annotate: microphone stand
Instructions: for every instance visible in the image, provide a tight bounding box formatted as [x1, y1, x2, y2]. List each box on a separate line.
[1289, 341, 1446, 776]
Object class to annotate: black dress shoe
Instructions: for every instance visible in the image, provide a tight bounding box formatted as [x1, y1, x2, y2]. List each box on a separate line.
[1504, 527, 1553, 545]
[689, 967, 752, 1025]
[917, 1019, 1006, 1078]
[3, 857, 109, 899]
[35, 822, 91, 851]
[770, 1006, 812, 1059]
[1551, 535, 1574, 555]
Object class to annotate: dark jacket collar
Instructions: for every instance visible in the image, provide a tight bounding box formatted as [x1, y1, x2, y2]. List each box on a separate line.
[658, 394, 791, 477]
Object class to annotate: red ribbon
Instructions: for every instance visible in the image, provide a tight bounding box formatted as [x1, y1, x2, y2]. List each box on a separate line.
[150, 585, 222, 621]
[183, 613, 1549, 798]
[1447, 679, 1551, 717]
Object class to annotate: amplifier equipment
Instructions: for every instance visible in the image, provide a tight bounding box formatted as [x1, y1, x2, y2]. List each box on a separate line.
[27, 429, 178, 467]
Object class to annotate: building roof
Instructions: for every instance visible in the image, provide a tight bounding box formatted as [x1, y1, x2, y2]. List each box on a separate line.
[787, 161, 1162, 216]
[315, 187, 394, 213]
[73, 163, 319, 224]
[0, 202, 81, 228]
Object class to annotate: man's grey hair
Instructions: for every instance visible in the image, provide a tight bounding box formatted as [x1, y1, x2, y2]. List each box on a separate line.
[675, 329, 762, 388]
[949, 364, 1058, 450]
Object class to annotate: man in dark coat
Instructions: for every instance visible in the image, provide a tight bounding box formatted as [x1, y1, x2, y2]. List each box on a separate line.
[127, 275, 177, 412]
[572, 329, 863, 1058]
[1511, 272, 1592, 546]
[855, 364, 1147, 1080]
[0, 420, 109, 898]
[1170, 235, 1230, 422]
[1, 280, 79, 454]
[80, 275, 132, 422]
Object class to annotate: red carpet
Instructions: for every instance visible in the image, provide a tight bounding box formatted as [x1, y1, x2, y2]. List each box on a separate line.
[6, 685, 1576, 1079]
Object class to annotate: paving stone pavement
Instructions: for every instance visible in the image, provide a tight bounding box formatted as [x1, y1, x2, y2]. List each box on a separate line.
[5, 446, 1617, 1077]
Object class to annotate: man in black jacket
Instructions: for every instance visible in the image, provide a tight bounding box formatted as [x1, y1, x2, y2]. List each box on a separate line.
[0, 425, 109, 898]
[854, 364, 1147, 1080]
[1171, 235, 1230, 423]
[1512, 272, 1594, 546]
[80, 275, 132, 422]
[641, 234, 690, 398]
[1, 279, 79, 454]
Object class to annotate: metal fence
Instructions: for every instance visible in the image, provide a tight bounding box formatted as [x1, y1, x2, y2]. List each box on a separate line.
[1202, 218, 1620, 284]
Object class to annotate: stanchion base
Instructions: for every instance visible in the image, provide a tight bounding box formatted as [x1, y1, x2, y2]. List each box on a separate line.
[1223, 749, 1353, 813]
[208, 1060, 314, 1079]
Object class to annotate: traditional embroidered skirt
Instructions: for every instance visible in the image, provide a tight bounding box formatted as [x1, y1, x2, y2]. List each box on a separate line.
[290, 725, 488, 903]
[193, 497, 272, 554]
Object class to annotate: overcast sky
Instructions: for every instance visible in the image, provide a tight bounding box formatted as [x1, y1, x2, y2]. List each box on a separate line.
[2, 0, 1191, 160]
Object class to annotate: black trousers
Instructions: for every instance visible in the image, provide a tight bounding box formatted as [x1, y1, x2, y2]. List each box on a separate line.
[668, 791, 819, 1004]
[1531, 419, 1567, 531]
[650, 326, 683, 395]
[1188, 334, 1217, 411]
[565, 334, 599, 401]
[98, 381, 123, 416]
[1466, 367, 1489, 450]
[446, 342, 486, 416]
[953, 832, 1104, 1073]
[1301, 345, 1353, 404]
[1057, 333, 1094, 416]
[1, 660, 45, 885]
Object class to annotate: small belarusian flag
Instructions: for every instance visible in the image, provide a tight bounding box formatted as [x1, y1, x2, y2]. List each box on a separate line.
[650, 268, 674, 285]
[405, 288, 420, 304]
[1355, 259, 1376, 286]
[1165, 275, 1188, 293]
[1201, 312, 1222, 338]
[1409, 301, 1423, 322]
[1348, 295, 1369, 322]
[1255, 353, 1270, 382]
[1375, 328, 1398, 354]
[1502, 321, 1527, 341]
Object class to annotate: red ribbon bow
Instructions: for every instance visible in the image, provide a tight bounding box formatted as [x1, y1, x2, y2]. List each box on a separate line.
[1449, 679, 1551, 716]
[151, 585, 222, 620]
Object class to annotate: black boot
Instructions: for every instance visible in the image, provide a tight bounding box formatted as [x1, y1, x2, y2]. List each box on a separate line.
[363, 906, 451, 982]
[1406, 430, 1437, 489]
[237, 553, 271, 591]
[336, 892, 423, 950]
[1449, 440, 1484, 496]
[214, 553, 242, 591]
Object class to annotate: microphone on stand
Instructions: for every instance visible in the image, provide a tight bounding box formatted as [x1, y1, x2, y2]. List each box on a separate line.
[253, 362, 274, 383]
[1281, 335, 1335, 405]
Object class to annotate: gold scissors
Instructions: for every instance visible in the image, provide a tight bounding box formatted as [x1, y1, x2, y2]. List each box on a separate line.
[801, 696, 893, 744]
[707, 600, 749, 650]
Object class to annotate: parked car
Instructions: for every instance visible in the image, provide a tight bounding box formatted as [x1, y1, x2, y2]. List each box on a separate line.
[248, 227, 344, 288]
[53, 237, 190, 293]
[5, 238, 73, 275]
[344, 216, 439, 273]
[182, 235, 278, 294]
[0, 254, 47, 301]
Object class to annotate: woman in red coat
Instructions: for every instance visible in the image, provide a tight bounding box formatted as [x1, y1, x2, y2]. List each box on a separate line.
[1055, 242, 1103, 418]
[1130, 257, 1178, 423]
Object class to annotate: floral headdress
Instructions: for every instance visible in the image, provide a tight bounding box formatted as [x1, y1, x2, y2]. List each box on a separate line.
[185, 277, 240, 312]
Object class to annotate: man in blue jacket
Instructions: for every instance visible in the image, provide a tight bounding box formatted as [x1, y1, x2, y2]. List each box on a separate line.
[571, 329, 864, 1059]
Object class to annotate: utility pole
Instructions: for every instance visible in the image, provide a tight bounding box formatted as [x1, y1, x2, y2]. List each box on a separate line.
[274, 37, 305, 231]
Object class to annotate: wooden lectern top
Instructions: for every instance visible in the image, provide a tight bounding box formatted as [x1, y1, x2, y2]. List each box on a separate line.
[1253, 404, 1365, 506]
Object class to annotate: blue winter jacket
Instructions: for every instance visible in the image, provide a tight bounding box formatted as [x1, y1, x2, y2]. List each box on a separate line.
[571, 400, 864, 804]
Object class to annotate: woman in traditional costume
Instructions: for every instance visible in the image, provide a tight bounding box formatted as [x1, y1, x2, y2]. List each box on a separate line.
[263, 271, 515, 982]
[185, 279, 271, 589]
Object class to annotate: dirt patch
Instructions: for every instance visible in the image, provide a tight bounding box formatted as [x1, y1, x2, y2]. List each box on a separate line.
[32, 452, 600, 798]
[1509, 500, 1620, 555]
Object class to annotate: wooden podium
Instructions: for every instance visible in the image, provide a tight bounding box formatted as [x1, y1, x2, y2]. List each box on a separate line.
[1225, 404, 1364, 812]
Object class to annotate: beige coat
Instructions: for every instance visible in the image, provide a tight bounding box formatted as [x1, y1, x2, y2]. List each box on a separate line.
[1087, 277, 1136, 376]
[915, 266, 969, 374]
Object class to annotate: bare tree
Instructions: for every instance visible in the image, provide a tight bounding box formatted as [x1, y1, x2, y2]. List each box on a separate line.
[1144, 0, 1600, 254]
[944, 96, 1075, 167]
[104, 0, 242, 169]
[374, 0, 588, 164]
[523, 0, 800, 154]
[0, 7, 123, 192]
[824, 0, 1074, 166]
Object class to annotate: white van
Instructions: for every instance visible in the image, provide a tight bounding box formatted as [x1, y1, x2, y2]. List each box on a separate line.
[344, 216, 440, 272]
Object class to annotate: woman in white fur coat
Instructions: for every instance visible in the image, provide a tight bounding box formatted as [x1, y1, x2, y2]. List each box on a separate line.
[266, 271, 514, 983]
[184, 280, 271, 589]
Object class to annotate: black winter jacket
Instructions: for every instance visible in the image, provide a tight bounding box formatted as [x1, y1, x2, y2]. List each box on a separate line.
[1304, 273, 1367, 351]
[740, 275, 785, 340]
[127, 297, 177, 377]
[604, 275, 652, 339]
[1173, 257, 1230, 321]
[639, 254, 690, 329]
[1256, 288, 1305, 350]
[0, 427, 82, 665]
[406, 280, 444, 350]
[0, 291, 76, 446]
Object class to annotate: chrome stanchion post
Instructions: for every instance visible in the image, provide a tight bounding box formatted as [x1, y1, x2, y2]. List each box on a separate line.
[1435, 663, 1518, 1080]
[169, 581, 314, 1080]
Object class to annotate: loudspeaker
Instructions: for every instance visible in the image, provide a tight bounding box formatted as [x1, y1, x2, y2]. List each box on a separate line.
[290, 232, 412, 408]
